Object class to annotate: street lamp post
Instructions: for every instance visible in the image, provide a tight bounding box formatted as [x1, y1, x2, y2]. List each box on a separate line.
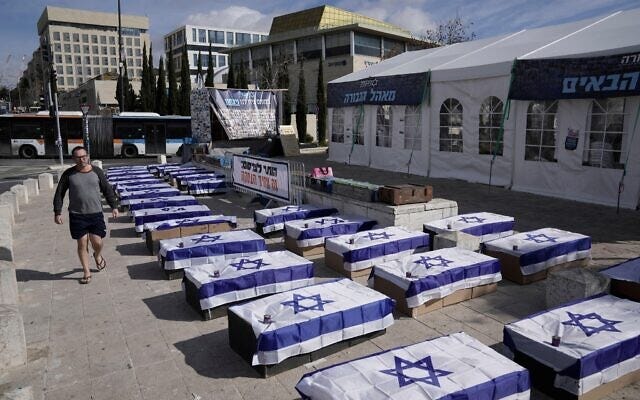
[80, 104, 91, 157]
[117, 0, 124, 112]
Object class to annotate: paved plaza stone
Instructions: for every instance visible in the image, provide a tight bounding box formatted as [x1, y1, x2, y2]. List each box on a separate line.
[0, 152, 639, 400]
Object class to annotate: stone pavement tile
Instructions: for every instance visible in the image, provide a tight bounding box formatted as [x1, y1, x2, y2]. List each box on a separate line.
[318, 340, 382, 369]
[415, 308, 466, 335]
[371, 317, 440, 350]
[44, 353, 90, 390]
[49, 332, 87, 358]
[202, 385, 244, 400]
[83, 312, 122, 335]
[87, 336, 132, 378]
[44, 380, 92, 400]
[91, 369, 142, 400]
[233, 375, 293, 400]
[24, 316, 51, 344]
[171, 332, 227, 374]
[161, 323, 201, 347]
[133, 358, 189, 400]
[118, 308, 160, 336]
[460, 324, 499, 346]
[125, 330, 172, 367]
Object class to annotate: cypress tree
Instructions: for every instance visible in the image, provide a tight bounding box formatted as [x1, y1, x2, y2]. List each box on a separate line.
[316, 59, 326, 144]
[115, 71, 123, 112]
[179, 45, 191, 115]
[276, 59, 291, 125]
[140, 43, 149, 111]
[155, 56, 167, 115]
[167, 55, 178, 115]
[296, 59, 307, 142]
[205, 44, 214, 87]
[238, 64, 248, 89]
[226, 54, 235, 88]
[197, 51, 203, 81]
[148, 44, 156, 111]
[123, 62, 136, 111]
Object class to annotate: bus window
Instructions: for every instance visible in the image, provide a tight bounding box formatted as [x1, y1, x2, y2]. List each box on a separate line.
[12, 123, 42, 139]
[0, 119, 11, 155]
[166, 123, 191, 140]
[114, 124, 143, 140]
[66, 119, 83, 139]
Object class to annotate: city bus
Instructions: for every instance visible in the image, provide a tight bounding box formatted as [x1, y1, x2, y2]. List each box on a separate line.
[0, 112, 192, 158]
[0, 111, 84, 158]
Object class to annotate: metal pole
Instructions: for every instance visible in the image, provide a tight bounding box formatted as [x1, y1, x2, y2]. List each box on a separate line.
[53, 91, 63, 167]
[83, 114, 90, 157]
[117, 0, 124, 112]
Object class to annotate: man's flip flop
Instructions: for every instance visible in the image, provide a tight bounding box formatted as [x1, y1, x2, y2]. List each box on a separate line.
[79, 275, 92, 284]
[94, 253, 107, 271]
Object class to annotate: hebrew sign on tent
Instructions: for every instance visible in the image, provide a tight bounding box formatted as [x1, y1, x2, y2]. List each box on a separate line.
[209, 89, 277, 140]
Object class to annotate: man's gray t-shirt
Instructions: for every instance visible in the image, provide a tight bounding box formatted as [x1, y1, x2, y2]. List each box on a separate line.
[53, 166, 117, 215]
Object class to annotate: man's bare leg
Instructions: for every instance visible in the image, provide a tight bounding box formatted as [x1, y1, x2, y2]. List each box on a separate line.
[77, 234, 91, 279]
[88, 233, 105, 269]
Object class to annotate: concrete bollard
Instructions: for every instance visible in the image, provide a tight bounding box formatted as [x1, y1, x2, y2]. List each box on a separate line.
[0, 192, 19, 217]
[0, 305, 27, 370]
[157, 154, 167, 164]
[9, 185, 28, 205]
[91, 160, 103, 169]
[22, 178, 39, 197]
[0, 264, 18, 305]
[0, 216, 13, 262]
[38, 173, 54, 191]
[0, 386, 34, 400]
[0, 204, 14, 226]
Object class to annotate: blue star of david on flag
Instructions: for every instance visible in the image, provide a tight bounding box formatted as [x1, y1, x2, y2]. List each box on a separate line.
[175, 218, 198, 226]
[414, 255, 454, 269]
[314, 218, 344, 226]
[230, 258, 270, 271]
[190, 234, 221, 244]
[280, 293, 334, 314]
[524, 233, 558, 243]
[562, 311, 622, 337]
[367, 232, 394, 241]
[380, 355, 452, 388]
[458, 216, 486, 224]
[283, 206, 302, 212]
[160, 207, 186, 211]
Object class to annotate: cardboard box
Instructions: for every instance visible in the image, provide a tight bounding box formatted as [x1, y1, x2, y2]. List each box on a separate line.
[323, 249, 372, 279]
[284, 235, 325, 257]
[378, 184, 433, 205]
[146, 222, 233, 255]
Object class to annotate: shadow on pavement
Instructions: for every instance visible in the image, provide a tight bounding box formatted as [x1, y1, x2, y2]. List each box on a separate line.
[143, 291, 201, 322]
[110, 227, 138, 238]
[127, 260, 165, 280]
[16, 268, 80, 281]
[173, 330, 258, 378]
[115, 242, 149, 256]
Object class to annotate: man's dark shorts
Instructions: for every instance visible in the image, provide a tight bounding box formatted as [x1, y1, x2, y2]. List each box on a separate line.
[69, 212, 106, 239]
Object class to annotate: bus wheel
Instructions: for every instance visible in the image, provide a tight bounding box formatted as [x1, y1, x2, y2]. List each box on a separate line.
[121, 145, 138, 158]
[19, 145, 37, 159]
[176, 145, 183, 157]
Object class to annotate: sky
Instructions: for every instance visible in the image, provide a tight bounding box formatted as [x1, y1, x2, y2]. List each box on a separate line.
[0, 0, 638, 87]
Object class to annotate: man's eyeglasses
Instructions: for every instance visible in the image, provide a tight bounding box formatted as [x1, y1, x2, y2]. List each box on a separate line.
[73, 154, 88, 159]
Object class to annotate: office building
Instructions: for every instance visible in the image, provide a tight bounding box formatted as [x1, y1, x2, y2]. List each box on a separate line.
[37, 6, 150, 92]
[164, 24, 268, 85]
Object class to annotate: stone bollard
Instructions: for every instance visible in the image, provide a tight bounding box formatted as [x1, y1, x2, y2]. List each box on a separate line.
[10, 185, 28, 205]
[38, 173, 54, 191]
[0, 304, 27, 370]
[433, 231, 481, 252]
[0, 193, 19, 218]
[1, 386, 34, 400]
[0, 264, 18, 305]
[157, 154, 167, 164]
[546, 267, 610, 308]
[22, 178, 39, 197]
[0, 204, 14, 226]
[0, 215, 13, 261]
[91, 160, 103, 169]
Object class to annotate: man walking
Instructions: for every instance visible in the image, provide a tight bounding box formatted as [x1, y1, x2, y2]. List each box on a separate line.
[53, 146, 118, 284]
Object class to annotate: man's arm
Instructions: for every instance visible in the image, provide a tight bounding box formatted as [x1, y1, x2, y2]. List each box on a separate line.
[93, 167, 118, 210]
[52, 169, 70, 216]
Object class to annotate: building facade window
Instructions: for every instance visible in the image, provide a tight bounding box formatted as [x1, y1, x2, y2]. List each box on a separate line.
[252, 34, 260, 43]
[53, 31, 60, 41]
[192, 28, 197, 42]
[82, 34, 88, 43]
[404, 105, 421, 150]
[226, 32, 234, 45]
[583, 98, 626, 169]
[126, 37, 132, 46]
[65, 55, 72, 63]
[64, 44, 71, 52]
[354, 33, 381, 57]
[109, 36, 115, 45]
[134, 38, 140, 46]
[83, 45, 89, 53]
[439, 98, 463, 152]
[110, 47, 116, 55]
[84, 56, 90, 64]
[93, 56, 99, 65]
[66, 77, 74, 86]
[331, 108, 345, 143]
[235, 33, 251, 45]
[92, 46, 99, 54]
[383, 38, 404, 58]
[73, 33, 79, 42]
[376, 105, 392, 147]
[91, 35, 97, 43]
[325, 32, 350, 57]
[55, 55, 62, 63]
[478, 96, 504, 155]
[57, 77, 64, 86]
[525, 101, 557, 162]
[63, 32, 70, 41]
[209, 30, 225, 44]
[199, 29, 207, 43]
[352, 106, 365, 145]
[73, 45, 80, 53]
[66, 66, 73, 74]
[218, 55, 226, 67]
[100, 36, 106, 44]
[102, 47, 108, 55]
[297, 37, 322, 60]
[54, 43, 62, 52]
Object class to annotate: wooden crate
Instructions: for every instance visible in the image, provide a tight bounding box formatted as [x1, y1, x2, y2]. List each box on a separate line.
[484, 249, 589, 285]
[378, 184, 433, 206]
[323, 249, 372, 279]
[332, 180, 379, 202]
[146, 222, 234, 255]
[284, 235, 325, 257]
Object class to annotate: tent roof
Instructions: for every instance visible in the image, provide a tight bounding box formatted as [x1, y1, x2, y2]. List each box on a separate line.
[331, 7, 640, 84]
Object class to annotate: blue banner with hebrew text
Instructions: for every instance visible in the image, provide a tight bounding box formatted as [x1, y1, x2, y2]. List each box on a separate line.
[509, 53, 640, 100]
[327, 72, 428, 107]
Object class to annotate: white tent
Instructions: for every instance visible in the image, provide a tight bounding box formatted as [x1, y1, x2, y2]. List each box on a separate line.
[327, 9, 640, 209]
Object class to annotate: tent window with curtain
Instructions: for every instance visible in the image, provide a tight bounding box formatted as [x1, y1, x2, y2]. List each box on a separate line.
[404, 105, 421, 150]
[376, 105, 392, 147]
[439, 98, 463, 152]
[525, 101, 558, 162]
[478, 96, 504, 155]
[583, 98, 626, 169]
[331, 108, 345, 143]
[352, 107, 365, 145]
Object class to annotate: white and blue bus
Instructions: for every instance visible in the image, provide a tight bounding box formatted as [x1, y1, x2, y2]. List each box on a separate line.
[112, 112, 192, 158]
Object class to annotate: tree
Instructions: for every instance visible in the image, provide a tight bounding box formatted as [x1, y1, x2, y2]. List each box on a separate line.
[276, 58, 291, 124]
[226, 54, 235, 88]
[140, 43, 150, 111]
[124, 63, 136, 111]
[316, 60, 326, 144]
[148, 43, 156, 111]
[205, 44, 214, 87]
[155, 56, 167, 115]
[237, 63, 248, 89]
[424, 15, 476, 45]
[167, 55, 178, 115]
[179, 45, 191, 115]
[196, 50, 203, 81]
[295, 59, 307, 142]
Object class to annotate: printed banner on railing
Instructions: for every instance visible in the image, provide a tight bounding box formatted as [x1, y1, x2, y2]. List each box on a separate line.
[209, 89, 277, 140]
[327, 72, 428, 107]
[509, 52, 640, 100]
[232, 154, 290, 202]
